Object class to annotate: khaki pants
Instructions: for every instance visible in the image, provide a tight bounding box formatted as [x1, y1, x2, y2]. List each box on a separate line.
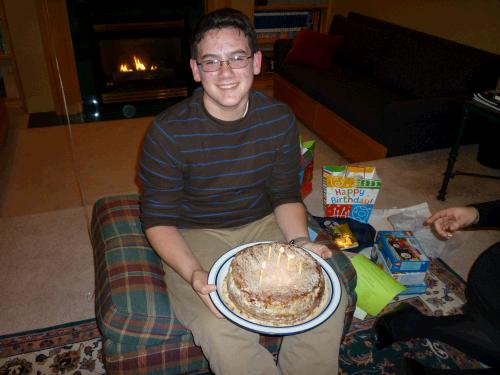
[163, 214, 347, 375]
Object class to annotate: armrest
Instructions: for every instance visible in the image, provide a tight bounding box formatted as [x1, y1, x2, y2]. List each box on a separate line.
[273, 38, 293, 72]
[91, 194, 189, 347]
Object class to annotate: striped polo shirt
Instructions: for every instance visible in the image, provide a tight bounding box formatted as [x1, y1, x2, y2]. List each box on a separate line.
[139, 88, 302, 229]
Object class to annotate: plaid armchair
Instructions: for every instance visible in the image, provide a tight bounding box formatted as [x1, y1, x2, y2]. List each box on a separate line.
[91, 195, 357, 374]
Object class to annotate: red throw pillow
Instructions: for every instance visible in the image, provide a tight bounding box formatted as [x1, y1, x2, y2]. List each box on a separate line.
[285, 29, 343, 70]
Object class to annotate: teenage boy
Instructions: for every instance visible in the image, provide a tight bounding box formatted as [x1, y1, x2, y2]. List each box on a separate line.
[139, 8, 348, 374]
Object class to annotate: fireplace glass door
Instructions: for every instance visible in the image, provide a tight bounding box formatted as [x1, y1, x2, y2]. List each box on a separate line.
[93, 22, 190, 104]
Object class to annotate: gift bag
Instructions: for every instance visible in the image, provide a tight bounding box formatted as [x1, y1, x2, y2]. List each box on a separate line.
[299, 138, 315, 199]
[322, 165, 381, 223]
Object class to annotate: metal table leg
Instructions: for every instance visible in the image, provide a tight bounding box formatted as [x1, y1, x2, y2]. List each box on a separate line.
[437, 106, 470, 201]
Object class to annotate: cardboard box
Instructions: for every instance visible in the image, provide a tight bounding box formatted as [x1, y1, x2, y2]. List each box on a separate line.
[299, 139, 315, 199]
[322, 166, 381, 223]
[371, 245, 427, 285]
[376, 230, 430, 273]
[371, 245, 428, 296]
[399, 282, 427, 295]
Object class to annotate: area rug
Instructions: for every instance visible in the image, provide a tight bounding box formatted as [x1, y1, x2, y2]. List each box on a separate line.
[0, 259, 485, 374]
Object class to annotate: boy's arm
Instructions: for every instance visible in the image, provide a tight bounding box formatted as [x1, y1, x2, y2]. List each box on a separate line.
[274, 202, 333, 259]
[145, 225, 223, 318]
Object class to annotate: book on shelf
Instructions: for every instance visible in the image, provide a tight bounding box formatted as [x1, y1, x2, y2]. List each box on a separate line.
[254, 9, 322, 42]
[473, 90, 500, 113]
[254, 11, 311, 29]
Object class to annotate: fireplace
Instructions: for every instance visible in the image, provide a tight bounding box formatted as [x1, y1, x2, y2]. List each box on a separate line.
[66, 1, 204, 121]
[92, 21, 189, 104]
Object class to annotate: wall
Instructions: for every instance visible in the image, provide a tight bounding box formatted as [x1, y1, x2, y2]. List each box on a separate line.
[4, 0, 54, 113]
[332, 0, 500, 55]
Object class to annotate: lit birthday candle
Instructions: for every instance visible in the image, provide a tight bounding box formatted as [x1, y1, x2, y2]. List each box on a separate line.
[267, 245, 272, 260]
[259, 261, 267, 287]
[286, 253, 295, 271]
[276, 246, 284, 266]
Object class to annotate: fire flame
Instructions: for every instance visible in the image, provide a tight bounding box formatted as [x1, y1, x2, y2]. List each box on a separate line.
[133, 55, 146, 71]
[119, 55, 158, 73]
[119, 64, 132, 72]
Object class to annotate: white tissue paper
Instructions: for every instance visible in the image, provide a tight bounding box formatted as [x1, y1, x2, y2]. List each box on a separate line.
[369, 203, 460, 258]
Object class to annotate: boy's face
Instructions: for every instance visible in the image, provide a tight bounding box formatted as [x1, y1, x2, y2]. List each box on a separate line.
[190, 27, 261, 121]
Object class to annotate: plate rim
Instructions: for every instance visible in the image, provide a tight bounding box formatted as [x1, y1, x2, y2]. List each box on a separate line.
[208, 241, 342, 335]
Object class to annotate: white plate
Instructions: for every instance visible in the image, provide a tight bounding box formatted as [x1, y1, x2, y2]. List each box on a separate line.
[208, 241, 342, 335]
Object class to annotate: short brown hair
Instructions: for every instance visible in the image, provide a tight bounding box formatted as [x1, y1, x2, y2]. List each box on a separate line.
[190, 8, 257, 60]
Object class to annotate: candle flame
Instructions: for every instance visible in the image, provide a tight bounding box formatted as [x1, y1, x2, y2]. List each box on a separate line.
[276, 246, 284, 266]
[259, 261, 267, 287]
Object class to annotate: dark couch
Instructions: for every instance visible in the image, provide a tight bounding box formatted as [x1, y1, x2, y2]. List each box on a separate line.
[273, 12, 500, 161]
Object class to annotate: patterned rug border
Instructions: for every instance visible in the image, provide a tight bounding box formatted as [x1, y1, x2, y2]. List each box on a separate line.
[0, 318, 97, 341]
[0, 318, 100, 358]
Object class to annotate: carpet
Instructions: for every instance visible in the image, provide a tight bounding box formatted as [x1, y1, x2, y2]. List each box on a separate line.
[0, 260, 485, 374]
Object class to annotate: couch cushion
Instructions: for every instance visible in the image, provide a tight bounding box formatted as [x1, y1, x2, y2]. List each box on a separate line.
[285, 29, 343, 70]
[280, 63, 411, 143]
[92, 195, 189, 347]
[329, 14, 393, 73]
[374, 33, 500, 97]
[381, 96, 466, 156]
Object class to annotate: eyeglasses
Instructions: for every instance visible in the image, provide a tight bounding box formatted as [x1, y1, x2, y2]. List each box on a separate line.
[197, 55, 253, 72]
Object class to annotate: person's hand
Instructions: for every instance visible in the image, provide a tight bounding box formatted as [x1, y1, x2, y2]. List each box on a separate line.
[301, 241, 333, 259]
[191, 269, 224, 319]
[425, 206, 479, 240]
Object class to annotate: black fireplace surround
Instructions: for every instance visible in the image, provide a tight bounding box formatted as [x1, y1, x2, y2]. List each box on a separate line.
[66, 0, 204, 121]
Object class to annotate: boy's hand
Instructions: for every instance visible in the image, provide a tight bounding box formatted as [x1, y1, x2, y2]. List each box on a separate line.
[301, 241, 333, 259]
[191, 269, 224, 319]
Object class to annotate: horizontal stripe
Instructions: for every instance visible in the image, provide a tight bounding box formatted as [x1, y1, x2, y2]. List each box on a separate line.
[139, 163, 183, 181]
[205, 193, 260, 205]
[181, 131, 291, 153]
[189, 149, 275, 167]
[187, 177, 268, 191]
[144, 134, 183, 166]
[174, 113, 289, 138]
[190, 163, 273, 179]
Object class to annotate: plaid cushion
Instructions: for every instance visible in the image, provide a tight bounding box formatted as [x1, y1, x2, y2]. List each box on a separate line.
[92, 195, 188, 347]
[103, 333, 282, 375]
[92, 194, 356, 374]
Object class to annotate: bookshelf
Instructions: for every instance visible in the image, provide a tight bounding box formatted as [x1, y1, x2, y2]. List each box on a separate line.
[0, 0, 24, 108]
[253, 2, 330, 89]
[207, 1, 334, 95]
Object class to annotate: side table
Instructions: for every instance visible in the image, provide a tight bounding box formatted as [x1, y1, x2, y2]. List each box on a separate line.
[437, 100, 500, 201]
